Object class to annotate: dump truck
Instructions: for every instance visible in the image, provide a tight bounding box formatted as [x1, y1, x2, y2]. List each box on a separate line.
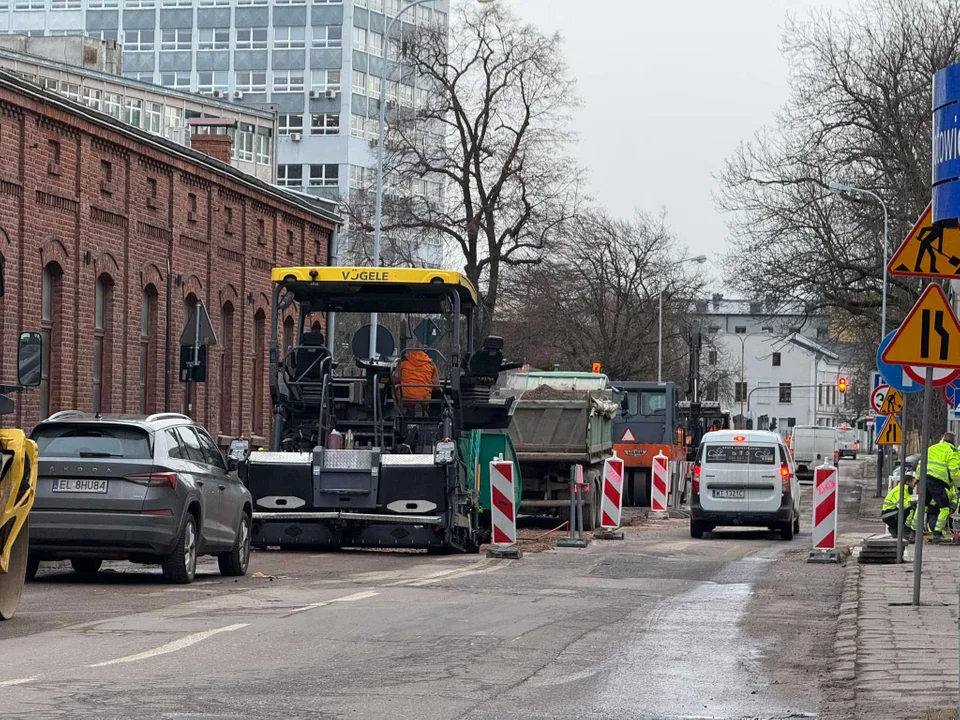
[496, 372, 620, 530]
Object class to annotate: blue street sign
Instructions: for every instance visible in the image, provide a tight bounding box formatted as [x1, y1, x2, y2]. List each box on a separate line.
[872, 371, 882, 390]
[945, 378, 960, 408]
[933, 64, 960, 224]
[877, 331, 922, 393]
[874, 415, 889, 442]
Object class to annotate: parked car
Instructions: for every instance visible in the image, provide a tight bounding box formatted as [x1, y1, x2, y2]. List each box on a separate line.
[689, 430, 801, 540]
[27, 412, 252, 584]
[837, 426, 860, 460]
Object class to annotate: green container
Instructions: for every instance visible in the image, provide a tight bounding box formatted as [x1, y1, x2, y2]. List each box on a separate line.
[460, 429, 523, 511]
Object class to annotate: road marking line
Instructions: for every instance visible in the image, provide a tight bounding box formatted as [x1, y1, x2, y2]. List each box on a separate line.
[288, 590, 380, 615]
[385, 559, 494, 586]
[406, 563, 505, 587]
[88, 623, 249, 667]
[0, 678, 35, 687]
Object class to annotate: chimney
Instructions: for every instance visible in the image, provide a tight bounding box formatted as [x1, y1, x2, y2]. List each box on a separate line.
[187, 118, 236, 165]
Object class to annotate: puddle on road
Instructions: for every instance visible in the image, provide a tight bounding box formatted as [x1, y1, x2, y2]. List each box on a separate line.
[597, 547, 815, 720]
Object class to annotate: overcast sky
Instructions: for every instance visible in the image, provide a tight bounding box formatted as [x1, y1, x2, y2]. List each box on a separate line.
[509, 0, 834, 268]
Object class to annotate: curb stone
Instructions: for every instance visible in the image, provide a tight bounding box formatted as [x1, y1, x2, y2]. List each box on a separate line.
[820, 553, 862, 719]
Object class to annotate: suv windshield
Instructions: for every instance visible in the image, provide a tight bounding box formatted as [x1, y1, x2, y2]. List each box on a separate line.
[32, 425, 152, 459]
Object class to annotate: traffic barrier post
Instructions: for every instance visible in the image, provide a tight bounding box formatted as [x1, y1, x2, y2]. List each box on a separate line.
[595, 454, 625, 540]
[808, 462, 840, 563]
[650, 452, 670, 520]
[486, 455, 522, 559]
[558, 464, 588, 548]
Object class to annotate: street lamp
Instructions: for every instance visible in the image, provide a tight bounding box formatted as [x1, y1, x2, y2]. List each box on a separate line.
[730, 331, 768, 427]
[658, 254, 708, 382]
[828, 182, 890, 340]
[368, 0, 495, 358]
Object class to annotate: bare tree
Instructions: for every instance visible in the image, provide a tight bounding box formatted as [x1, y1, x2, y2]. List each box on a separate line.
[344, 1, 582, 328]
[717, 0, 960, 350]
[495, 209, 706, 380]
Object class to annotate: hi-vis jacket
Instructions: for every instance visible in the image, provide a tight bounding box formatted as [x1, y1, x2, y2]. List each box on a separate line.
[882, 483, 913, 513]
[925, 441, 960, 485]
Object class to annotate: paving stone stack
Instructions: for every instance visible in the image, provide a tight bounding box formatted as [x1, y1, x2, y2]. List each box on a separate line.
[857, 535, 902, 564]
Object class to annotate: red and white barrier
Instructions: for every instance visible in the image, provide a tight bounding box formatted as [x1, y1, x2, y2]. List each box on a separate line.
[489, 457, 517, 546]
[600, 454, 625, 529]
[651, 452, 669, 516]
[812, 463, 838, 551]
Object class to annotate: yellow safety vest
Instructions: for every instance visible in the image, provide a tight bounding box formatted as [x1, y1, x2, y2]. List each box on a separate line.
[882, 484, 911, 512]
[925, 442, 959, 484]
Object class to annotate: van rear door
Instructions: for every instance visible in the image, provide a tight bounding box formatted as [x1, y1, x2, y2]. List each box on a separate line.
[700, 440, 780, 515]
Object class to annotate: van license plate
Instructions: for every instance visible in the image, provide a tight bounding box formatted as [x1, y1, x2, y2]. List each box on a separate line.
[52, 478, 108, 493]
[714, 489, 745, 499]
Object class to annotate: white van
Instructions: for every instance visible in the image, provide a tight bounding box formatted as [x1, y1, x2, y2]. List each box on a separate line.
[690, 430, 800, 540]
[837, 426, 859, 460]
[791, 425, 839, 478]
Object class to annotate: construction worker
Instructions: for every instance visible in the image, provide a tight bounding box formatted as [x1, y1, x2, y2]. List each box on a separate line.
[922, 432, 960, 540]
[881, 472, 916, 540]
[393, 349, 441, 414]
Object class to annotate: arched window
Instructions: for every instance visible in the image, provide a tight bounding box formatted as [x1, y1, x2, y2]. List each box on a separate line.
[219, 301, 235, 435]
[139, 284, 159, 414]
[40, 262, 63, 419]
[182, 293, 197, 415]
[93, 273, 115, 414]
[252, 309, 266, 437]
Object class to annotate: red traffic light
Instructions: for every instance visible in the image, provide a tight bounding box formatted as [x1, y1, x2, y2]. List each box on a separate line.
[837, 377, 848, 393]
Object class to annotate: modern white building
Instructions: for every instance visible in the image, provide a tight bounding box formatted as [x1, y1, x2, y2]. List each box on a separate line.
[697, 296, 853, 433]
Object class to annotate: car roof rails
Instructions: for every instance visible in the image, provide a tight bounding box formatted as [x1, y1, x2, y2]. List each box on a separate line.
[45, 410, 87, 421]
[145, 413, 191, 423]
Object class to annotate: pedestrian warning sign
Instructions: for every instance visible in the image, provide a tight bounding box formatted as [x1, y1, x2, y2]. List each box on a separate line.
[881, 284, 960, 368]
[889, 204, 960, 278]
[876, 414, 902, 446]
[620, 428, 636, 442]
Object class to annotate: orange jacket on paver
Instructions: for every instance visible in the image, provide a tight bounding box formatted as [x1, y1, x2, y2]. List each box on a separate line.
[395, 351, 439, 406]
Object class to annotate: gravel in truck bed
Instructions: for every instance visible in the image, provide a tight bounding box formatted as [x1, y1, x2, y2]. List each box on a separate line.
[501, 386, 593, 401]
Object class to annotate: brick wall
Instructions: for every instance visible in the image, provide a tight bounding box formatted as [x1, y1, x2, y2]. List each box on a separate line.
[0, 77, 337, 444]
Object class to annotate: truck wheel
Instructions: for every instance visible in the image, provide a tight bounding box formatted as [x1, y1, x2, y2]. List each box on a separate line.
[582, 474, 602, 531]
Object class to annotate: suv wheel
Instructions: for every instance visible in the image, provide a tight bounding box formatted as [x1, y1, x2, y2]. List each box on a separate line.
[780, 517, 795, 541]
[218, 513, 251, 577]
[162, 515, 197, 584]
[70, 558, 102, 575]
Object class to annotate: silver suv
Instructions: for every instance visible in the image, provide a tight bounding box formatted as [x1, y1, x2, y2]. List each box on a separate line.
[28, 412, 252, 584]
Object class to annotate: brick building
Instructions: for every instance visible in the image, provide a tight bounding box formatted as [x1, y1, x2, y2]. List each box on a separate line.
[0, 69, 341, 444]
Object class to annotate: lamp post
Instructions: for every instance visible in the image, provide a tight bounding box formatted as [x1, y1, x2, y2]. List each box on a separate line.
[828, 181, 890, 497]
[658, 254, 708, 382]
[729, 331, 768, 427]
[368, 0, 495, 358]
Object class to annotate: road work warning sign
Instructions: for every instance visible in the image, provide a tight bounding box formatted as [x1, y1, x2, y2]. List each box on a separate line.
[889, 203, 960, 278]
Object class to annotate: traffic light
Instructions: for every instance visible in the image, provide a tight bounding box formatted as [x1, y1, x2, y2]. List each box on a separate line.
[837, 377, 847, 393]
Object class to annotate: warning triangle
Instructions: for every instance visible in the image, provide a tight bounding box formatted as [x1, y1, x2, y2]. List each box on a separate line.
[621, 428, 636, 442]
[888, 204, 960, 279]
[876, 414, 902, 446]
[882, 284, 960, 368]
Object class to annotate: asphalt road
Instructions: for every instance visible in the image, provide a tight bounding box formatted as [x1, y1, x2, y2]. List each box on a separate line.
[0, 458, 874, 720]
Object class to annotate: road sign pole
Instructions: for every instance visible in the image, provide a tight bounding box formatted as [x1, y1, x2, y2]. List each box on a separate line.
[913, 367, 933, 606]
[896, 394, 908, 563]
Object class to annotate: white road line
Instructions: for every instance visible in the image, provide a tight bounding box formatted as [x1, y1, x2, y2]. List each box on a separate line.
[0, 678, 35, 688]
[385, 559, 494, 586]
[88, 623, 249, 668]
[288, 590, 380, 615]
[405, 563, 505, 587]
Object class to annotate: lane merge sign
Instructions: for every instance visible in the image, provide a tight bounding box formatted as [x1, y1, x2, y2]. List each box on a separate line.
[876, 415, 903, 446]
[882, 283, 960, 368]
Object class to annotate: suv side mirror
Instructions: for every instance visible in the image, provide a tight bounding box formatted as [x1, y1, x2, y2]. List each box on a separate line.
[17, 332, 42, 387]
[226, 456, 239, 473]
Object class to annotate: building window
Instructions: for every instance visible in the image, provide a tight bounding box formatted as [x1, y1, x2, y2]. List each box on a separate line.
[274, 26, 305, 49]
[164, 105, 184, 134]
[82, 87, 102, 111]
[779, 383, 792, 403]
[139, 285, 158, 413]
[198, 0, 230, 7]
[385, 0, 400, 13]
[256, 218, 266, 245]
[15, 0, 44, 8]
[734, 326, 746, 334]
[312, 25, 342, 49]
[704, 382, 719, 402]
[160, 72, 191, 90]
[161, 28, 192, 51]
[124, 97, 143, 128]
[286, 229, 295, 255]
[125, 29, 154, 51]
[51, 0, 82, 7]
[255, 130, 271, 165]
[399, 83, 414, 107]
[236, 0, 267, 5]
[309, 164, 339, 187]
[235, 123, 255, 161]
[147, 177, 158, 204]
[103, 92, 122, 118]
[761, 325, 773, 333]
[93, 274, 115, 414]
[40, 263, 62, 419]
[352, 70, 366, 95]
[366, 75, 381, 98]
[311, 69, 341, 91]
[349, 165, 365, 189]
[235, 72, 267, 93]
[252, 309, 266, 437]
[353, 27, 367, 53]
[273, 71, 304, 93]
[771, 352, 781, 367]
[125, 0, 155, 6]
[198, 28, 230, 51]
[161, 0, 192, 6]
[236, 27, 268, 50]
[277, 164, 302, 188]
[707, 350, 717, 366]
[386, 80, 398, 102]
[60, 83, 80, 102]
[224, 206, 234, 234]
[146, 102, 162, 134]
[47, 140, 61, 175]
[219, 303, 235, 434]
[310, 113, 339, 135]
[86, 28, 118, 38]
[350, 114, 365, 138]
[369, 31, 383, 57]
[278, 114, 303, 136]
[368, 0, 382, 11]
[364, 116, 378, 140]
[125, 71, 154, 83]
[734, 382, 747, 403]
[197, 71, 229, 94]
